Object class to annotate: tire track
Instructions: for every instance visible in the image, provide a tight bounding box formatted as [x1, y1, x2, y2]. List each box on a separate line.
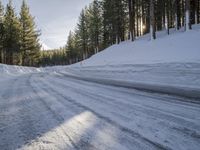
[0, 76, 28, 150]
[29, 74, 99, 150]
[37, 74, 172, 150]
[47, 74, 200, 134]
[41, 73, 200, 149]
[54, 72, 200, 106]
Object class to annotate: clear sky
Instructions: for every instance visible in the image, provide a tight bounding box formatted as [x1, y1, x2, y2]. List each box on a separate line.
[2, 0, 93, 49]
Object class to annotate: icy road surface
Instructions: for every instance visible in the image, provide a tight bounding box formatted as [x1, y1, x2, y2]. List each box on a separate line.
[0, 72, 200, 150]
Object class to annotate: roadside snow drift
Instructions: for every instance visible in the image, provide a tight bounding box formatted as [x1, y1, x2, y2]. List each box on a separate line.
[0, 64, 40, 75]
[74, 25, 200, 67]
[46, 25, 200, 99]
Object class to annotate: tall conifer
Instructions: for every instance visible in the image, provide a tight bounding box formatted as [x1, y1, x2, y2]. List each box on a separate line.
[20, 0, 41, 66]
[3, 0, 21, 65]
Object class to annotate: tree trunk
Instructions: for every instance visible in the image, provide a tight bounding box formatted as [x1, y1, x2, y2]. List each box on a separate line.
[165, 0, 169, 34]
[174, 0, 179, 30]
[185, 0, 192, 31]
[195, 0, 198, 24]
[136, 0, 139, 37]
[198, 0, 200, 23]
[150, 0, 156, 40]
[128, 0, 135, 41]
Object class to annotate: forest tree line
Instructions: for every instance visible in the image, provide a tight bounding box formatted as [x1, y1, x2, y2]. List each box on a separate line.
[0, 0, 40, 66]
[1, 0, 200, 67]
[40, 48, 67, 66]
[63, 0, 200, 66]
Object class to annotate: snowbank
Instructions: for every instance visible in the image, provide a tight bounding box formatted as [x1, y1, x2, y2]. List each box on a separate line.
[48, 25, 200, 99]
[0, 64, 41, 75]
[74, 24, 200, 67]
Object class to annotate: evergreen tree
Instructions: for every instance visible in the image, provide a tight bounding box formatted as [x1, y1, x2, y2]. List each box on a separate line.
[77, 8, 89, 60]
[3, 0, 21, 65]
[88, 0, 103, 54]
[66, 31, 78, 64]
[73, 29, 82, 61]
[102, 0, 114, 47]
[113, 0, 127, 44]
[20, 0, 41, 66]
[102, 0, 127, 46]
[39, 47, 67, 66]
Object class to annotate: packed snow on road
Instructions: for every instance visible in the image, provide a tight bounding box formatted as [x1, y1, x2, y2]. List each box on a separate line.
[0, 25, 200, 150]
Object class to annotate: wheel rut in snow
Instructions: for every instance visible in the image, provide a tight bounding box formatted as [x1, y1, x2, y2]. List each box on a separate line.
[29, 74, 99, 150]
[58, 72, 200, 101]
[47, 74, 200, 135]
[36, 74, 172, 150]
[42, 73, 200, 149]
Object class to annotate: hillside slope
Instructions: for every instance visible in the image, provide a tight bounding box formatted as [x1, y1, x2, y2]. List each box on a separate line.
[47, 25, 200, 92]
[74, 25, 200, 67]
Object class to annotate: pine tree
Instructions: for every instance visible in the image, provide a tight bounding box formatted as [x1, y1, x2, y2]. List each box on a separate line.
[102, 0, 127, 46]
[20, 0, 41, 66]
[77, 8, 89, 60]
[0, 0, 4, 63]
[66, 31, 76, 64]
[88, 0, 103, 54]
[113, 0, 127, 44]
[102, 0, 114, 47]
[3, 0, 21, 65]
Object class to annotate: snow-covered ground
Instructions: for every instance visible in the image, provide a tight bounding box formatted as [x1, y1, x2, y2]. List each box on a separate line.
[0, 64, 40, 75]
[0, 70, 200, 150]
[46, 25, 200, 97]
[0, 25, 200, 150]
[73, 24, 200, 66]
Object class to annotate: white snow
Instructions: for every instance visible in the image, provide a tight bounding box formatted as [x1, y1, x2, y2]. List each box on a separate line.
[45, 25, 200, 92]
[72, 24, 200, 67]
[0, 64, 41, 75]
[0, 25, 200, 150]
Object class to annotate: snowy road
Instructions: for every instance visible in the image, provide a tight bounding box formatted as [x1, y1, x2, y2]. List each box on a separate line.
[0, 72, 200, 150]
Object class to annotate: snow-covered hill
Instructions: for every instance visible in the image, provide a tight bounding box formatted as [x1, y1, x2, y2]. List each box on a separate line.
[73, 25, 200, 67]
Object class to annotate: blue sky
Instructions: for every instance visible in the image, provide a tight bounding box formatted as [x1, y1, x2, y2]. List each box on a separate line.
[2, 0, 93, 49]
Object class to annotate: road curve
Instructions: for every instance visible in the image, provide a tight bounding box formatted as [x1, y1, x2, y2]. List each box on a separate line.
[0, 72, 200, 150]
